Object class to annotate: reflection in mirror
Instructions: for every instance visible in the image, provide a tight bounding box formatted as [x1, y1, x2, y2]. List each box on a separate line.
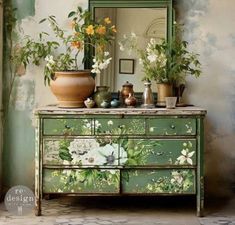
[94, 8, 167, 92]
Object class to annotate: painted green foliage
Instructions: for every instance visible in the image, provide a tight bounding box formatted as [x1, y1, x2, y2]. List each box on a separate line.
[43, 117, 196, 193]
[122, 169, 195, 194]
[43, 169, 120, 193]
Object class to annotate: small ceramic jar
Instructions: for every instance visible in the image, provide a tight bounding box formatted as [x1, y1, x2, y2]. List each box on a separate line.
[93, 86, 112, 108]
[125, 93, 137, 108]
[110, 99, 120, 108]
[121, 81, 134, 103]
[84, 98, 95, 108]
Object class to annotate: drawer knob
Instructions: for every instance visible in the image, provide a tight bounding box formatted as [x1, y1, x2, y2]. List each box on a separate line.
[65, 125, 71, 129]
[170, 124, 175, 129]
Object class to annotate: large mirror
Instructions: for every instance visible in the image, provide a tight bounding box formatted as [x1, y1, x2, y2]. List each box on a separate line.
[88, 0, 173, 92]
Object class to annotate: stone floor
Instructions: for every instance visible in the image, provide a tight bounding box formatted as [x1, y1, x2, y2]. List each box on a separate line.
[0, 195, 235, 225]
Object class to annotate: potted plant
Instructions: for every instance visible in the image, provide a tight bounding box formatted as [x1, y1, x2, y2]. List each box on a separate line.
[119, 27, 201, 106]
[13, 6, 117, 108]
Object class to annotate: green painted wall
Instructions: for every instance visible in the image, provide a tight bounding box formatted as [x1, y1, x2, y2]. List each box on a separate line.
[2, 0, 35, 190]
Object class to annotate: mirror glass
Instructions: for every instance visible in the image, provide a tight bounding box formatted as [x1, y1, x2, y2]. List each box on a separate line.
[94, 7, 167, 92]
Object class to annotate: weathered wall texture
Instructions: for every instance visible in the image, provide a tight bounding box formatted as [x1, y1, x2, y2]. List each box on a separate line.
[2, 0, 235, 196]
[175, 0, 235, 196]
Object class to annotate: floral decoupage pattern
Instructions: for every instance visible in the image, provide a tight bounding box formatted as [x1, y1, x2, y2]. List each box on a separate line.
[43, 169, 120, 193]
[122, 169, 195, 194]
[43, 118, 196, 193]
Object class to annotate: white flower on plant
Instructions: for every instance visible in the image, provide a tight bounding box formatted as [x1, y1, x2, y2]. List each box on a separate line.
[45, 55, 55, 64]
[104, 51, 109, 56]
[107, 120, 113, 126]
[171, 171, 183, 185]
[147, 53, 157, 63]
[177, 149, 195, 165]
[45, 55, 56, 71]
[91, 57, 112, 74]
[139, 58, 143, 65]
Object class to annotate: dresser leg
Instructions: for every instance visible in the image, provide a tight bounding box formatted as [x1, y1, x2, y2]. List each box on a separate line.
[197, 198, 204, 217]
[35, 198, 42, 216]
[197, 176, 204, 217]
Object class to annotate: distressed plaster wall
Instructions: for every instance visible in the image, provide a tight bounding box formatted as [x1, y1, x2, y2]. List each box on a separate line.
[175, 0, 235, 196]
[2, 0, 235, 196]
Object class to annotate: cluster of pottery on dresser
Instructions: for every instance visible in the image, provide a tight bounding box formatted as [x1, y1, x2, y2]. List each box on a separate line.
[85, 81, 154, 108]
[35, 108, 205, 216]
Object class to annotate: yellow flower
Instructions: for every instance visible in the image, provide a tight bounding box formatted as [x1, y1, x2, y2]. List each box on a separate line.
[111, 25, 117, 33]
[86, 25, 94, 35]
[96, 25, 106, 35]
[104, 17, 111, 24]
[71, 41, 83, 49]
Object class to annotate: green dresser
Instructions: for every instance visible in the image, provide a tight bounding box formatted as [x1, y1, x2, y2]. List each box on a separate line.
[35, 107, 206, 216]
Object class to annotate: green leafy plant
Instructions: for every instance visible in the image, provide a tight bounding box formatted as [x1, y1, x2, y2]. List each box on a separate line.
[12, 6, 117, 85]
[119, 24, 201, 85]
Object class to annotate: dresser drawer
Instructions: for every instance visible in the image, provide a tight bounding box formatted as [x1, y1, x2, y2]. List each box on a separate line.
[43, 118, 92, 135]
[120, 139, 196, 166]
[122, 169, 195, 194]
[147, 118, 196, 136]
[43, 169, 120, 193]
[43, 138, 121, 166]
[94, 118, 145, 135]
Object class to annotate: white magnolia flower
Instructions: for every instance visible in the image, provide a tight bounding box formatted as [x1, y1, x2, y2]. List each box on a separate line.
[171, 171, 183, 185]
[177, 149, 195, 165]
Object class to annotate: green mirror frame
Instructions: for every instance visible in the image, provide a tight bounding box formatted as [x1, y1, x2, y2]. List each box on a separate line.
[85, 0, 174, 72]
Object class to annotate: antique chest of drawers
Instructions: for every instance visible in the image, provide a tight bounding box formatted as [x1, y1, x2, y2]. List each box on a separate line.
[34, 107, 206, 216]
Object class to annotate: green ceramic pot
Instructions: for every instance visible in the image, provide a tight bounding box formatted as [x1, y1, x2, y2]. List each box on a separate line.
[93, 86, 112, 108]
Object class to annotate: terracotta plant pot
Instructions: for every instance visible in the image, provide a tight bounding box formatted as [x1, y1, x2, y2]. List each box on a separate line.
[157, 83, 173, 106]
[50, 70, 95, 108]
